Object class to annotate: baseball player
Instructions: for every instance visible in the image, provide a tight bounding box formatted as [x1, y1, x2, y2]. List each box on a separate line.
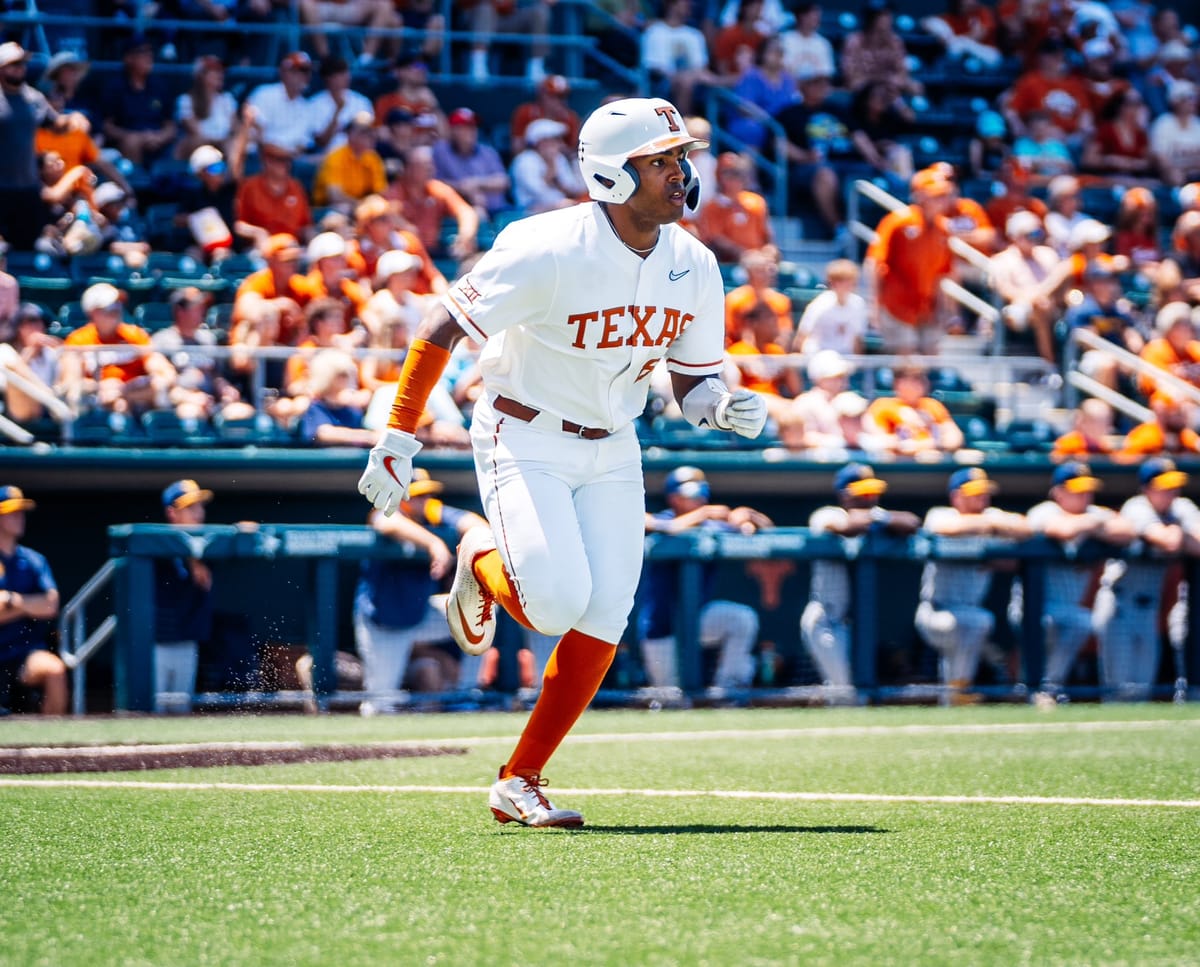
[801, 464, 919, 701]
[639, 466, 773, 694]
[1020, 462, 1135, 703]
[915, 468, 1031, 704]
[1093, 458, 1200, 701]
[355, 469, 489, 715]
[357, 97, 767, 827]
[156, 480, 215, 715]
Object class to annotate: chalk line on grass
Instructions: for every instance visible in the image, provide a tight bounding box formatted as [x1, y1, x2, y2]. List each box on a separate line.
[0, 777, 1196, 809]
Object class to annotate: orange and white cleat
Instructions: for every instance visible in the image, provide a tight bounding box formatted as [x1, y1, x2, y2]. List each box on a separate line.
[489, 770, 584, 828]
[445, 527, 498, 657]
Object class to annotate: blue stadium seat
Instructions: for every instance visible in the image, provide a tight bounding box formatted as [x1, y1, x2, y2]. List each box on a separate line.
[66, 409, 141, 446]
[134, 302, 176, 333]
[140, 410, 217, 446]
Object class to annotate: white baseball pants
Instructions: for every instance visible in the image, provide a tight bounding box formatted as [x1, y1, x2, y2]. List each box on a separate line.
[915, 600, 993, 685]
[642, 599, 759, 689]
[154, 641, 198, 714]
[800, 600, 853, 687]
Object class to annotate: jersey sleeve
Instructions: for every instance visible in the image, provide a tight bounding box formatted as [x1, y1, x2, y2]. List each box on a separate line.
[808, 505, 847, 535]
[442, 222, 554, 342]
[664, 243, 727, 376]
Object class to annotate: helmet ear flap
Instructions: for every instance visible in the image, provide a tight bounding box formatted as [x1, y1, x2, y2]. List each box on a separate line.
[621, 158, 641, 198]
[681, 158, 701, 214]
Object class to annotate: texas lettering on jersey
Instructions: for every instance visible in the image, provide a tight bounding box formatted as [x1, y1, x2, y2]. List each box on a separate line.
[567, 305, 694, 349]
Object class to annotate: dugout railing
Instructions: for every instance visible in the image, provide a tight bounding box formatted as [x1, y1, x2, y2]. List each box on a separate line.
[86, 523, 1200, 714]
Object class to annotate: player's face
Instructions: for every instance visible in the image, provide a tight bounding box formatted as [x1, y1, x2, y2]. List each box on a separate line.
[1054, 487, 1093, 513]
[626, 147, 690, 226]
[0, 511, 25, 539]
[1147, 486, 1180, 514]
[952, 491, 990, 514]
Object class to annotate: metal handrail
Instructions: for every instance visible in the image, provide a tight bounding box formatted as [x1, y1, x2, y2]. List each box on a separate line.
[703, 86, 790, 217]
[57, 557, 118, 716]
[1065, 371, 1154, 425]
[1066, 327, 1200, 411]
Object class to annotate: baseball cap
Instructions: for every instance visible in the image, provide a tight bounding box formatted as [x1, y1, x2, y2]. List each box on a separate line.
[835, 463, 887, 497]
[162, 479, 213, 510]
[541, 74, 570, 96]
[45, 49, 87, 79]
[1159, 40, 1192, 63]
[355, 194, 393, 226]
[948, 467, 997, 497]
[1155, 301, 1195, 334]
[663, 466, 710, 500]
[169, 285, 206, 308]
[807, 349, 851, 382]
[1006, 210, 1044, 239]
[1047, 175, 1079, 199]
[280, 50, 312, 71]
[81, 282, 123, 314]
[525, 118, 567, 145]
[92, 182, 126, 208]
[1168, 80, 1198, 106]
[262, 233, 301, 261]
[306, 231, 347, 262]
[0, 485, 35, 514]
[16, 302, 46, 324]
[910, 168, 953, 197]
[1139, 457, 1188, 491]
[448, 107, 478, 127]
[188, 144, 226, 176]
[1068, 219, 1111, 251]
[375, 249, 422, 285]
[1082, 37, 1114, 59]
[385, 107, 415, 126]
[406, 468, 444, 499]
[0, 42, 29, 68]
[1051, 462, 1102, 493]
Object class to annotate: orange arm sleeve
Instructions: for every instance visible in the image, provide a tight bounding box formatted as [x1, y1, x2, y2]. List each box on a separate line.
[388, 338, 452, 432]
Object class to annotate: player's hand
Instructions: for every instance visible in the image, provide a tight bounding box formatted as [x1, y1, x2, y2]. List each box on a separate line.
[714, 389, 767, 438]
[358, 429, 423, 516]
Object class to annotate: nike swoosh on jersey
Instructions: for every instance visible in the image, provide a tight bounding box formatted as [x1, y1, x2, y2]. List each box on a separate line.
[455, 600, 486, 645]
[382, 455, 406, 486]
[669, 269, 690, 281]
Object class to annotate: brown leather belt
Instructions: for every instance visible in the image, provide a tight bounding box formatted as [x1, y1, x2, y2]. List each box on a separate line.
[493, 395, 612, 440]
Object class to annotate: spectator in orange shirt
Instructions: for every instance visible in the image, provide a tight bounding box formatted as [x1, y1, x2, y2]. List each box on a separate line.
[726, 300, 800, 422]
[348, 194, 447, 296]
[231, 233, 310, 398]
[1002, 38, 1093, 148]
[723, 247, 793, 346]
[983, 158, 1048, 236]
[695, 152, 774, 264]
[865, 168, 955, 354]
[839, 2, 922, 96]
[284, 297, 370, 402]
[862, 363, 964, 457]
[233, 142, 313, 248]
[1119, 391, 1200, 460]
[385, 145, 479, 259]
[1138, 301, 1200, 400]
[510, 74, 582, 153]
[1112, 186, 1162, 274]
[713, 0, 770, 75]
[1051, 398, 1117, 461]
[293, 231, 371, 335]
[60, 282, 177, 415]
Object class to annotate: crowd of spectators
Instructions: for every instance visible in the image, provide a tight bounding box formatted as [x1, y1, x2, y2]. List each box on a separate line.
[0, 3, 1199, 459]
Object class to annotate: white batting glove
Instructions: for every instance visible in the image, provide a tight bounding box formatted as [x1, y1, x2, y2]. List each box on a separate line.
[357, 429, 423, 516]
[714, 389, 768, 439]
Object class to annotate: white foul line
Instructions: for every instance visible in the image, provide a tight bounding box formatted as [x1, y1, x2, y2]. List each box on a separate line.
[0, 777, 1196, 809]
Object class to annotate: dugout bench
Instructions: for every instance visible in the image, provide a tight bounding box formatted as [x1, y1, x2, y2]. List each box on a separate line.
[106, 525, 1200, 711]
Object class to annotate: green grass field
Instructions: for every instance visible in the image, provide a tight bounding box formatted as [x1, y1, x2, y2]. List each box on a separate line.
[3, 705, 1199, 966]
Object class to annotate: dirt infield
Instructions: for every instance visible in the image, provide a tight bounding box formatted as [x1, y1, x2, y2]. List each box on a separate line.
[0, 742, 468, 775]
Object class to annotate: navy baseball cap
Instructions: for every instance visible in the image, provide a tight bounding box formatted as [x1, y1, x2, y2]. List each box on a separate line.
[162, 479, 213, 510]
[664, 466, 710, 500]
[1139, 457, 1189, 490]
[1051, 462, 1102, 493]
[834, 463, 887, 497]
[948, 467, 997, 497]
[0, 485, 35, 514]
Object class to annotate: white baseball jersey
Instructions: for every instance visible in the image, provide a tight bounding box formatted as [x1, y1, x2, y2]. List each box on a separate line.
[807, 505, 853, 620]
[1100, 493, 1200, 597]
[920, 506, 1014, 606]
[1026, 499, 1114, 605]
[443, 202, 725, 431]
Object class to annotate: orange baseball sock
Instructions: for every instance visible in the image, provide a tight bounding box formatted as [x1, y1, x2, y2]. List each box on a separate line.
[501, 629, 616, 779]
[474, 549, 535, 630]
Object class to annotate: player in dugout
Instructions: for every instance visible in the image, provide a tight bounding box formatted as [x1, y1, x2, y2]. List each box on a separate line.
[358, 97, 767, 827]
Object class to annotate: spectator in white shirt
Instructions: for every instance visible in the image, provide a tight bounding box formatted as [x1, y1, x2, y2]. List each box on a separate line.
[509, 119, 585, 214]
[780, 2, 835, 82]
[1151, 80, 1200, 187]
[989, 210, 1062, 363]
[175, 55, 239, 161]
[792, 259, 868, 355]
[641, 0, 720, 115]
[245, 51, 322, 155]
[308, 56, 376, 153]
[780, 348, 857, 454]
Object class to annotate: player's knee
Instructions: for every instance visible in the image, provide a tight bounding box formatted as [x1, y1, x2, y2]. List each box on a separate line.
[523, 582, 592, 637]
